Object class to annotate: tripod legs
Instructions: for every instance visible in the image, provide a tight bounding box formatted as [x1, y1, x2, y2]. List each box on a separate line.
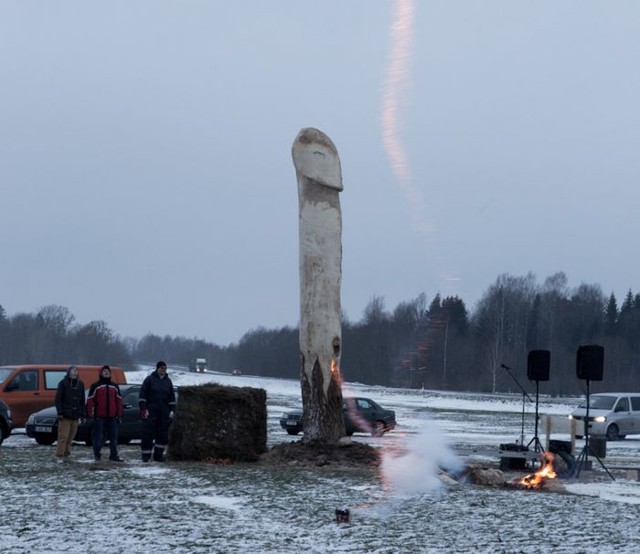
[573, 379, 615, 481]
[526, 380, 544, 453]
[574, 444, 615, 480]
[527, 435, 545, 454]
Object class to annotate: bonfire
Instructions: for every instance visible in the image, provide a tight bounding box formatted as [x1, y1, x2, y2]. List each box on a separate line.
[518, 452, 557, 489]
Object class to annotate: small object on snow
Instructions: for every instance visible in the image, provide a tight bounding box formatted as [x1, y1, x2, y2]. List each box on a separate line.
[315, 454, 329, 467]
[438, 470, 461, 487]
[335, 508, 350, 523]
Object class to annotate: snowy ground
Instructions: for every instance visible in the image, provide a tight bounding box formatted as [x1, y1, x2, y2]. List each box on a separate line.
[2, 367, 640, 553]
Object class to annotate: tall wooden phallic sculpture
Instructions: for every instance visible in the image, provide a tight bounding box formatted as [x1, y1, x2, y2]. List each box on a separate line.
[292, 128, 345, 443]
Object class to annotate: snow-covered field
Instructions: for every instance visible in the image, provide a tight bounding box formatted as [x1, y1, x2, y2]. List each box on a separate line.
[3, 367, 640, 553]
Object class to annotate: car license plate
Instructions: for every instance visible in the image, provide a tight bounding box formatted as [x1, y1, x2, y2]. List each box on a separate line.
[35, 426, 52, 433]
[286, 420, 298, 426]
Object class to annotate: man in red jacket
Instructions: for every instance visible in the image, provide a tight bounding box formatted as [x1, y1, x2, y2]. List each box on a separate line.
[87, 365, 123, 462]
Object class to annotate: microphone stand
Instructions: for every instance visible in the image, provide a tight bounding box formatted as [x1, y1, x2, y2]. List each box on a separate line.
[501, 364, 533, 446]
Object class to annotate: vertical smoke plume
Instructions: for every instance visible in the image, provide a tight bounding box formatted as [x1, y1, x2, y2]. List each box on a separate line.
[381, 1, 462, 297]
[381, 0, 429, 238]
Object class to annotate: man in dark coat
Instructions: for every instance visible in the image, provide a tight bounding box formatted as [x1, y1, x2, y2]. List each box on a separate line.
[139, 360, 176, 462]
[54, 365, 85, 462]
[87, 365, 124, 462]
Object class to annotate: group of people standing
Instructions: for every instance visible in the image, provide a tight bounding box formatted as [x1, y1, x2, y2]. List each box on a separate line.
[54, 361, 176, 464]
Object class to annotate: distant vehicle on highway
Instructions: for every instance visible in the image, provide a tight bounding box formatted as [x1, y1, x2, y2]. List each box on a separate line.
[189, 358, 208, 373]
[232, 368, 242, 376]
[279, 397, 396, 437]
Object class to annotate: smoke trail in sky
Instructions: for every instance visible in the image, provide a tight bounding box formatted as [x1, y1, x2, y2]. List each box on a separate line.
[381, 0, 429, 238]
[381, 1, 462, 298]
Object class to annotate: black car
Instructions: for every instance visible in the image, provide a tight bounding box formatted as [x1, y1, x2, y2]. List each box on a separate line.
[279, 397, 396, 437]
[26, 384, 143, 446]
[0, 399, 13, 446]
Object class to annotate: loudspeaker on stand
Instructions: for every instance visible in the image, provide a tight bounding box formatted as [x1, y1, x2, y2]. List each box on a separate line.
[527, 350, 550, 381]
[576, 345, 604, 381]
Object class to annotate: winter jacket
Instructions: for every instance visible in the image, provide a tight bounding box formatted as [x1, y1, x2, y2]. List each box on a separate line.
[87, 376, 123, 419]
[55, 374, 86, 419]
[139, 371, 176, 415]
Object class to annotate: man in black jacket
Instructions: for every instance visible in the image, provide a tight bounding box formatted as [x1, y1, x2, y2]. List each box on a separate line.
[139, 361, 176, 462]
[54, 365, 85, 462]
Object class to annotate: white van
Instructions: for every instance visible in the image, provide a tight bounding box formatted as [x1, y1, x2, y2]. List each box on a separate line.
[569, 392, 640, 440]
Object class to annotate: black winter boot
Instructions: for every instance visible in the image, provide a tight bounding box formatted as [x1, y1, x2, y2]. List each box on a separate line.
[153, 447, 165, 462]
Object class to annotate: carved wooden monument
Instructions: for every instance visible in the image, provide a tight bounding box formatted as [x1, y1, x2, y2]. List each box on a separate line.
[292, 127, 345, 443]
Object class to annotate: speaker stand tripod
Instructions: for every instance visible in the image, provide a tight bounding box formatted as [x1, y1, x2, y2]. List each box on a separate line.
[501, 364, 533, 447]
[526, 380, 546, 453]
[574, 379, 615, 480]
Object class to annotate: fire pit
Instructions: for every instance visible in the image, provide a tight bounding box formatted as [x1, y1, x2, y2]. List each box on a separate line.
[515, 452, 561, 491]
[463, 454, 566, 494]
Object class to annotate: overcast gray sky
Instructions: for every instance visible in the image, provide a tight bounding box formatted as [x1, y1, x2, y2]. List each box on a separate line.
[1, 2, 639, 345]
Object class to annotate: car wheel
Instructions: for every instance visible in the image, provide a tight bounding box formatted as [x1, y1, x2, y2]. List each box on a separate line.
[286, 430, 300, 436]
[606, 424, 620, 441]
[0, 422, 7, 446]
[35, 435, 56, 446]
[371, 421, 386, 437]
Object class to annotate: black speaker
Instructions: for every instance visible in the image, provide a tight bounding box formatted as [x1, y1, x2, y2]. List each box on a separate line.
[576, 345, 604, 381]
[527, 350, 550, 381]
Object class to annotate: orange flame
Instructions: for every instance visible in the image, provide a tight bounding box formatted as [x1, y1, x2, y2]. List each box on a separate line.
[518, 452, 556, 489]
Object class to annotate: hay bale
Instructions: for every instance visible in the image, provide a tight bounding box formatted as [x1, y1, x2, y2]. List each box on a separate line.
[168, 384, 267, 462]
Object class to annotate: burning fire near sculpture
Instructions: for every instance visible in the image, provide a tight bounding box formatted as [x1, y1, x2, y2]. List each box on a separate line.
[517, 452, 557, 490]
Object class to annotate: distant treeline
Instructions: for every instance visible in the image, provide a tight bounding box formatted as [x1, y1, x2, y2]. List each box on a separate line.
[2, 271, 640, 395]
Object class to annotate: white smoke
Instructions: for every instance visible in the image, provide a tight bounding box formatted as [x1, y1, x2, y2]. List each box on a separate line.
[380, 417, 463, 495]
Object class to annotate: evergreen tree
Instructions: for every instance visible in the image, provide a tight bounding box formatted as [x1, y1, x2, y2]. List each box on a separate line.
[605, 293, 618, 336]
[526, 294, 541, 349]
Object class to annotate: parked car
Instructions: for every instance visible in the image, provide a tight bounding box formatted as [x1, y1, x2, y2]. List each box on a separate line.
[26, 384, 143, 446]
[279, 397, 396, 437]
[232, 368, 243, 376]
[0, 399, 13, 446]
[568, 392, 640, 440]
[0, 364, 127, 427]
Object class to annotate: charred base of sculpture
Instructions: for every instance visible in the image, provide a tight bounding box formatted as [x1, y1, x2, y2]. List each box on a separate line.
[262, 439, 379, 469]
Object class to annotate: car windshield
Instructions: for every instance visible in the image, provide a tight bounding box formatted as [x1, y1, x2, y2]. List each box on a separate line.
[578, 395, 616, 410]
[0, 368, 14, 385]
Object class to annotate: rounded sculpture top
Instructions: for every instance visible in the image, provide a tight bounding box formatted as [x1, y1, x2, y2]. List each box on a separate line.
[292, 127, 343, 191]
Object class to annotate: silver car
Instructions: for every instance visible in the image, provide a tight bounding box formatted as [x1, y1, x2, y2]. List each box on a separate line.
[569, 392, 640, 440]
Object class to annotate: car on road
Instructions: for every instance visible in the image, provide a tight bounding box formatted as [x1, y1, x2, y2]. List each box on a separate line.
[279, 397, 396, 437]
[26, 384, 143, 446]
[0, 399, 13, 446]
